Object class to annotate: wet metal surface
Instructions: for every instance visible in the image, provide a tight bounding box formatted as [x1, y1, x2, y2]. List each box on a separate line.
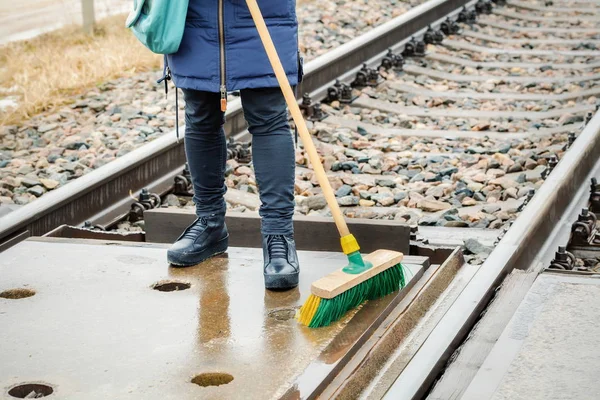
[144, 209, 412, 255]
[0, 239, 421, 399]
[462, 273, 600, 400]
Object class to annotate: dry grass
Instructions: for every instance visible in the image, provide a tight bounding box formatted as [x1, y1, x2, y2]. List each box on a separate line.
[0, 13, 162, 127]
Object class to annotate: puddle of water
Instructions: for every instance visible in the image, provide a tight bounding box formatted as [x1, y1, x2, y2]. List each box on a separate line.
[191, 373, 234, 387]
[152, 281, 191, 292]
[0, 288, 35, 299]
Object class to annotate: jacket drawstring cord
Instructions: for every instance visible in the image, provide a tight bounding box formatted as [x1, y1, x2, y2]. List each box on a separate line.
[157, 55, 179, 143]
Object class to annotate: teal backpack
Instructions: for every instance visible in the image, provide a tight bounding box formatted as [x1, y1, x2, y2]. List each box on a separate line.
[126, 0, 189, 54]
[127, 0, 189, 142]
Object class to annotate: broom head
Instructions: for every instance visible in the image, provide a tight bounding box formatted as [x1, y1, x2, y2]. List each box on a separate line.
[298, 249, 405, 328]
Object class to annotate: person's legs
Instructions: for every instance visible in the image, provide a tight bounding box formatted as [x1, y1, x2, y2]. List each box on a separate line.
[182, 89, 227, 216]
[167, 89, 229, 267]
[240, 87, 298, 289]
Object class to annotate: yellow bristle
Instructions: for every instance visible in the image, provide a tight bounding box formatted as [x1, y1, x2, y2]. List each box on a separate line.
[297, 294, 320, 326]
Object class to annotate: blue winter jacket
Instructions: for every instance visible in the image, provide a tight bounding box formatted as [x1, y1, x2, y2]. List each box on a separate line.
[166, 0, 301, 99]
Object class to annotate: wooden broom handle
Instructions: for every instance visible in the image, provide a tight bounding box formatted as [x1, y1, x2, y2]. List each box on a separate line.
[244, 0, 351, 238]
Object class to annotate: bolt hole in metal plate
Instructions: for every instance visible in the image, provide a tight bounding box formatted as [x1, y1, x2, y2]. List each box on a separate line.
[268, 307, 298, 321]
[8, 383, 53, 398]
[0, 288, 35, 299]
[191, 373, 234, 387]
[151, 281, 191, 292]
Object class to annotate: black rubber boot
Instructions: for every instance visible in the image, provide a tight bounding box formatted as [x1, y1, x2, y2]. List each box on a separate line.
[263, 234, 300, 290]
[167, 213, 228, 267]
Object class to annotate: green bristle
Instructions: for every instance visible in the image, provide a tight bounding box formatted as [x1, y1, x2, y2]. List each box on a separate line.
[308, 263, 406, 328]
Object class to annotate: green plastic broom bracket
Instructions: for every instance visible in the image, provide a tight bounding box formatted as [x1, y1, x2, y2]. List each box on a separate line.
[342, 251, 373, 274]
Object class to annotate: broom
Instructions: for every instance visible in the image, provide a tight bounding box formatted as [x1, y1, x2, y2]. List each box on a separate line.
[244, 0, 406, 328]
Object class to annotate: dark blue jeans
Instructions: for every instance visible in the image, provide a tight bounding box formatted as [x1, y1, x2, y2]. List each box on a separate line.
[182, 87, 295, 235]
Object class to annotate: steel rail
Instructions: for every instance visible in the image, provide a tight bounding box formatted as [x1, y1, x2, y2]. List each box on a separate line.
[0, 0, 474, 249]
[382, 111, 600, 399]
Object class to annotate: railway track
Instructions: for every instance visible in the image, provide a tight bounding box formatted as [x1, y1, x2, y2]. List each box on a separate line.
[0, 0, 477, 245]
[0, 0, 599, 398]
[1, 0, 597, 245]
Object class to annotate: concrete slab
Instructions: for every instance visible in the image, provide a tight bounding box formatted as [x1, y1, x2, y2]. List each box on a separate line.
[0, 239, 422, 400]
[0, 204, 21, 219]
[417, 226, 499, 247]
[443, 38, 600, 57]
[478, 18, 600, 34]
[462, 273, 600, 400]
[354, 94, 595, 119]
[324, 115, 536, 140]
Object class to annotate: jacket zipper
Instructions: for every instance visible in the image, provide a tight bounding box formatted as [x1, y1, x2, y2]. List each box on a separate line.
[218, 0, 227, 112]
